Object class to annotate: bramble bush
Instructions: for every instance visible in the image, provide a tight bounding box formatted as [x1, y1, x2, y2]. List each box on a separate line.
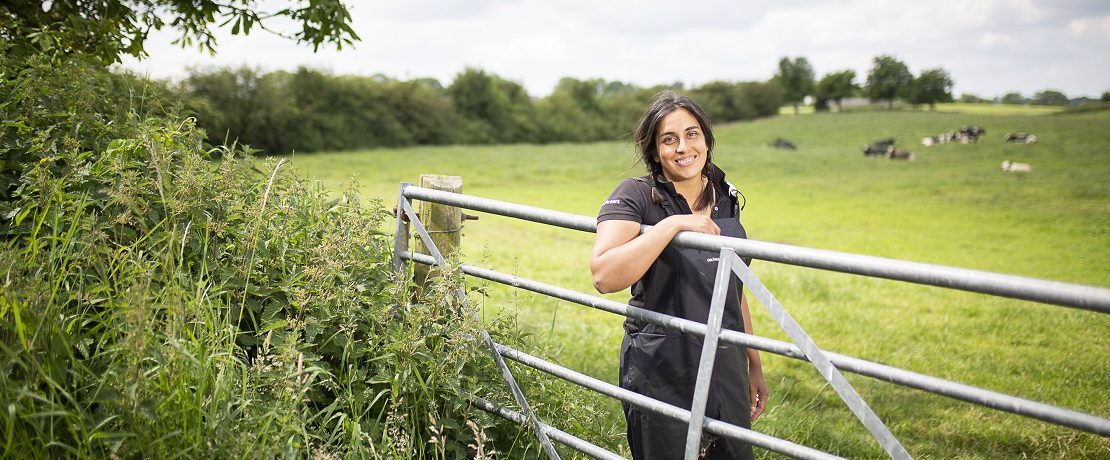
[1, 55, 568, 458]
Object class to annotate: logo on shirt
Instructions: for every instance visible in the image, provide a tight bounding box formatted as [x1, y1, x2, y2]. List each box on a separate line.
[603, 199, 621, 206]
[706, 257, 719, 263]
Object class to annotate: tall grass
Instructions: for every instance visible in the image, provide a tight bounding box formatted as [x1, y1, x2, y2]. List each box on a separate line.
[293, 108, 1110, 458]
[1, 56, 591, 458]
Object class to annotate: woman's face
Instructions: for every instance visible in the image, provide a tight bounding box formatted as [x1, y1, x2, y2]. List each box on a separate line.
[654, 108, 708, 184]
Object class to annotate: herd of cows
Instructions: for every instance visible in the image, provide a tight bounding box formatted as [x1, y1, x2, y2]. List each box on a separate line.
[766, 125, 1039, 172]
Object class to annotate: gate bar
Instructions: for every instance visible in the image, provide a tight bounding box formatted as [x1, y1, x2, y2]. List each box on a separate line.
[402, 251, 1110, 437]
[401, 186, 1110, 312]
[494, 343, 846, 460]
[684, 248, 742, 460]
[397, 192, 562, 460]
[471, 397, 625, 460]
[726, 249, 911, 459]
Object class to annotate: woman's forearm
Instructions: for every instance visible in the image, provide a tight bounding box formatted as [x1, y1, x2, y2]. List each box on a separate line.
[591, 222, 678, 293]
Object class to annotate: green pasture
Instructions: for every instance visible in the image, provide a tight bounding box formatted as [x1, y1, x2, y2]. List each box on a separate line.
[930, 102, 1067, 116]
[290, 108, 1110, 458]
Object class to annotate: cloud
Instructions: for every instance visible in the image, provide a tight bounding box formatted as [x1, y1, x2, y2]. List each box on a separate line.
[119, 0, 1110, 98]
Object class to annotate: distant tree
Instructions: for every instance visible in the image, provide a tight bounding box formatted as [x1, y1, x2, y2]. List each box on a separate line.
[910, 68, 954, 110]
[446, 68, 506, 143]
[1000, 92, 1027, 104]
[959, 93, 986, 103]
[1032, 89, 1069, 106]
[774, 56, 815, 115]
[0, 0, 358, 65]
[182, 67, 267, 149]
[1102, 91, 1110, 103]
[446, 68, 541, 144]
[815, 70, 857, 112]
[690, 81, 738, 121]
[865, 55, 913, 109]
[554, 77, 603, 113]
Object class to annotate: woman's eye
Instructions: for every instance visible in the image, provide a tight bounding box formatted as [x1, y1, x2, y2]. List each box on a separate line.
[662, 136, 676, 145]
[687, 131, 699, 138]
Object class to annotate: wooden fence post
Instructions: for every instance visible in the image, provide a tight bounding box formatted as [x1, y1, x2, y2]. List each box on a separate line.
[414, 174, 463, 290]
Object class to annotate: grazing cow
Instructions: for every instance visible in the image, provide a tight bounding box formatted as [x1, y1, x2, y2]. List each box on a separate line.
[863, 138, 896, 156]
[889, 149, 915, 160]
[1004, 132, 1038, 144]
[1001, 160, 1032, 172]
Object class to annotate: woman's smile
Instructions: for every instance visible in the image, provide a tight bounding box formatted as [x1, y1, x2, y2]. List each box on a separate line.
[655, 108, 708, 184]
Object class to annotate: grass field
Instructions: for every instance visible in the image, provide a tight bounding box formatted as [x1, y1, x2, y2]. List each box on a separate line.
[290, 108, 1110, 458]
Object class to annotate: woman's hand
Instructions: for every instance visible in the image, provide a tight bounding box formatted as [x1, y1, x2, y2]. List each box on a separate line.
[749, 367, 769, 421]
[659, 214, 720, 235]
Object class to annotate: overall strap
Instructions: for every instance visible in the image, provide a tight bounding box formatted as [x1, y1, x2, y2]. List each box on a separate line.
[635, 176, 745, 218]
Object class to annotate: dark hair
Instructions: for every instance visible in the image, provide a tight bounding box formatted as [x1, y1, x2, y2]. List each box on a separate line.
[633, 90, 717, 211]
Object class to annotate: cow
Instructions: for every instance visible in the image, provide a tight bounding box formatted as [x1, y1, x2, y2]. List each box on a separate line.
[889, 149, 915, 160]
[1004, 132, 1038, 144]
[923, 126, 985, 146]
[955, 125, 986, 143]
[765, 137, 797, 150]
[1001, 160, 1032, 172]
[863, 138, 896, 156]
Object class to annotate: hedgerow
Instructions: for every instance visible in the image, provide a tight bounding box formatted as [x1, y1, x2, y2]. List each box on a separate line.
[1, 55, 546, 458]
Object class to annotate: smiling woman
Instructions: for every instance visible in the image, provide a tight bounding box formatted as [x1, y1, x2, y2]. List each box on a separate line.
[589, 91, 767, 460]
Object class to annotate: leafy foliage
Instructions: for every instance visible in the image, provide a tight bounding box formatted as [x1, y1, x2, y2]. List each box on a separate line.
[774, 56, 815, 114]
[814, 70, 858, 112]
[177, 67, 785, 154]
[910, 68, 954, 110]
[0, 54, 551, 458]
[0, 0, 358, 66]
[865, 54, 913, 109]
[1032, 89, 1069, 106]
[0, 53, 176, 218]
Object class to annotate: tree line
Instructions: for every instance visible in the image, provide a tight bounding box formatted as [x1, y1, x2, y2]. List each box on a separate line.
[172, 67, 783, 155]
[775, 54, 1107, 112]
[775, 54, 956, 113]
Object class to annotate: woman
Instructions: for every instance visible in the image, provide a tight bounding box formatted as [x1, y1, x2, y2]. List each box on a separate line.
[590, 91, 768, 459]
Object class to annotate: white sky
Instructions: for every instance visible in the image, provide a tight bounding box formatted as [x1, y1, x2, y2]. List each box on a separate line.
[119, 0, 1110, 99]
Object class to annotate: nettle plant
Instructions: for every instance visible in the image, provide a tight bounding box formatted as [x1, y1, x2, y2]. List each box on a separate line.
[0, 55, 556, 458]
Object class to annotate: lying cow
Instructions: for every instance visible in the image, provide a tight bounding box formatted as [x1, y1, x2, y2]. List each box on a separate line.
[764, 137, 797, 150]
[1004, 132, 1038, 144]
[1001, 160, 1032, 172]
[863, 138, 896, 156]
[922, 126, 985, 146]
[889, 149, 915, 160]
[956, 125, 985, 143]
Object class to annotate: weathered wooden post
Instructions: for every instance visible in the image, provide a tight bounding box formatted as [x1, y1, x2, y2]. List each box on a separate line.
[413, 174, 463, 289]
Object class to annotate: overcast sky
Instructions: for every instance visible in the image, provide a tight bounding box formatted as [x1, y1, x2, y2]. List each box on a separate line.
[120, 0, 1110, 99]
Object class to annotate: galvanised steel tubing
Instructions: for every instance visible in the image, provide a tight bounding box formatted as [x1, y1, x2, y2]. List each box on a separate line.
[727, 249, 911, 459]
[400, 186, 1110, 312]
[399, 200, 562, 460]
[684, 248, 739, 460]
[493, 343, 846, 460]
[471, 397, 626, 460]
[402, 251, 1110, 436]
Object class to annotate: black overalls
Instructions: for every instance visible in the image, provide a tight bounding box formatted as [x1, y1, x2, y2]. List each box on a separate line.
[619, 177, 754, 460]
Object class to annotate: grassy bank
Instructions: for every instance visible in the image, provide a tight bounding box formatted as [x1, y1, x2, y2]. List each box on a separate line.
[292, 109, 1109, 458]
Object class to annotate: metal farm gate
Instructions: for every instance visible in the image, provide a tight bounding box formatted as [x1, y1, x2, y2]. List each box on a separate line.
[391, 181, 1110, 460]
